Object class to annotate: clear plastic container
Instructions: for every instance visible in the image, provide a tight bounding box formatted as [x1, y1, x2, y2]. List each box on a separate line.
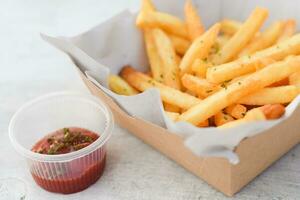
[8, 92, 114, 194]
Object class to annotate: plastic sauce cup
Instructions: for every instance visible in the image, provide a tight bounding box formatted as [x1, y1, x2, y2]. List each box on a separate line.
[8, 92, 114, 194]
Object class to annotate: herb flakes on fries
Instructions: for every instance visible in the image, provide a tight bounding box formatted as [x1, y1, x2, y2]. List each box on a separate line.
[108, 0, 300, 128]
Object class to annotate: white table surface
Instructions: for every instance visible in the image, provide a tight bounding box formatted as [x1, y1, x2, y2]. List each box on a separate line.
[0, 0, 300, 199]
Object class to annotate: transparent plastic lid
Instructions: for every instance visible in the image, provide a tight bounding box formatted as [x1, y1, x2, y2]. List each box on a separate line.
[8, 92, 114, 162]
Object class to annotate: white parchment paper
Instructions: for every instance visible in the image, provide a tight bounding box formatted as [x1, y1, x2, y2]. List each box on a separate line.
[42, 0, 300, 164]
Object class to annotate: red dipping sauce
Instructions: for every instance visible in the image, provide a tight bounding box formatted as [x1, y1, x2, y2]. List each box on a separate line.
[30, 127, 106, 194]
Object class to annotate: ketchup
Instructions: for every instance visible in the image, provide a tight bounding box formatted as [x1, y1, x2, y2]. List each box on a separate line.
[31, 127, 106, 194]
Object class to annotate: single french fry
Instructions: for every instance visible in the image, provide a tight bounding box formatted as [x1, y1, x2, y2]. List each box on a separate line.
[165, 111, 180, 121]
[198, 119, 209, 127]
[269, 78, 289, 87]
[108, 75, 139, 96]
[179, 23, 220, 75]
[164, 103, 181, 112]
[225, 104, 247, 119]
[178, 56, 300, 125]
[219, 108, 266, 128]
[238, 85, 298, 105]
[214, 111, 235, 126]
[259, 104, 285, 119]
[211, 7, 269, 64]
[191, 59, 213, 78]
[181, 74, 219, 97]
[152, 28, 181, 90]
[175, 54, 181, 65]
[277, 19, 296, 43]
[144, 29, 164, 82]
[289, 71, 300, 93]
[239, 21, 284, 57]
[216, 35, 230, 48]
[141, 0, 155, 12]
[207, 34, 300, 84]
[136, 11, 188, 38]
[184, 0, 205, 40]
[220, 19, 242, 36]
[208, 35, 231, 58]
[169, 34, 191, 55]
[120, 66, 201, 109]
[152, 29, 181, 111]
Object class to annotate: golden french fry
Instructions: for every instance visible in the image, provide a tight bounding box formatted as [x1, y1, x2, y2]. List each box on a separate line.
[214, 111, 235, 126]
[179, 23, 220, 75]
[225, 104, 247, 119]
[220, 19, 242, 36]
[207, 34, 300, 84]
[120, 66, 201, 109]
[238, 85, 298, 105]
[184, 0, 205, 40]
[136, 11, 188, 38]
[211, 7, 269, 64]
[239, 21, 284, 57]
[141, 0, 155, 11]
[144, 28, 164, 82]
[259, 104, 285, 119]
[108, 75, 139, 96]
[277, 19, 296, 43]
[181, 74, 219, 97]
[216, 35, 230, 49]
[164, 103, 180, 113]
[219, 108, 266, 128]
[269, 77, 289, 87]
[165, 111, 180, 121]
[198, 119, 209, 127]
[289, 71, 300, 93]
[175, 54, 181, 65]
[169, 34, 191, 55]
[178, 56, 300, 125]
[152, 28, 181, 90]
[191, 59, 213, 78]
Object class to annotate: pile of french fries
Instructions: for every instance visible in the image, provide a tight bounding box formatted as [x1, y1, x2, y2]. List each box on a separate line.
[108, 0, 300, 128]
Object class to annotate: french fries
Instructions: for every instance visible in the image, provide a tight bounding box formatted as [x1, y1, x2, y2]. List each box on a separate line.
[207, 34, 300, 84]
[179, 23, 220, 75]
[214, 111, 235, 126]
[120, 66, 201, 109]
[144, 28, 164, 82]
[239, 21, 284, 57]
[220, 104, 285, 128]
[169, 34, 191, 55]
[136, 10, 188, 38]
[219, 108, 266, 128]
[220, 19, 242, 36]
[152, 28, 181, 90]
[184, 0, 205, 40]
[259, 104, 285, 119]
[289, 71, 300, 92]
[152, 28, 182, 112]
[141, 0, 155, 11]
[225, 104, 247, 119]
[238, 85, 298, 105]
[181, 74, 219, 97]
[191, 58, 213, 78]
[109, 2, 300, 129]
[277, 19, 296, 43]
[108, 75, 139, 96]
[178, 56, 300, 125]
[211, 7, 268, 64]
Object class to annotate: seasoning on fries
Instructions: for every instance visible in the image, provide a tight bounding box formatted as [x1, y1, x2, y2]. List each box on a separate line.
[108, 0, 300, 129]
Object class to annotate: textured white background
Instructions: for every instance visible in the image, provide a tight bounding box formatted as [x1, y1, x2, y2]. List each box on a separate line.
[0, 0, 299, 199]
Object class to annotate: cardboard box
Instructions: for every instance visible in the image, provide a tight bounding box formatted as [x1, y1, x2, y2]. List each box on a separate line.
[78, 69, 300, 196]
